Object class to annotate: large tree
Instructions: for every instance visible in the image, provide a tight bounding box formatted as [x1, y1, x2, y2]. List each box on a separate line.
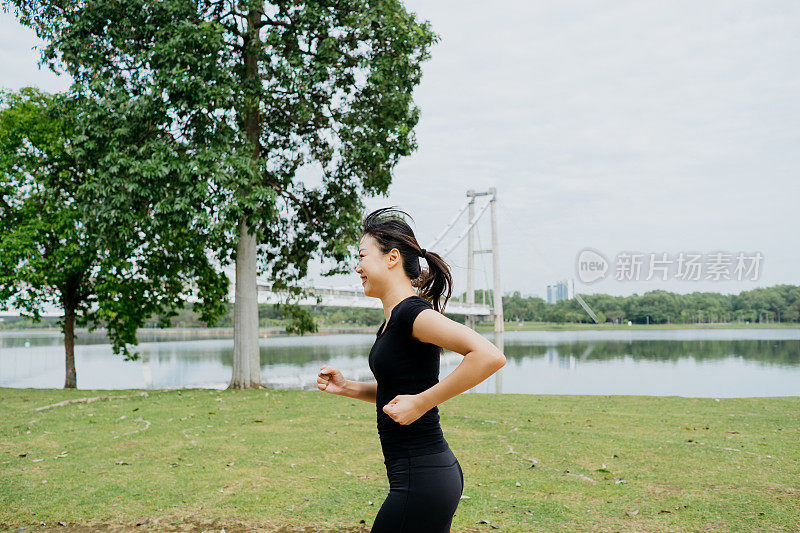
[0, 87, 229, 388]
[7, 0, 439, 388]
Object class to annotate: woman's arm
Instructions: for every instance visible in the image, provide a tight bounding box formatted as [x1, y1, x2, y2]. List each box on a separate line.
[340, 379, 378, 403]
[413, 310, 506, 412]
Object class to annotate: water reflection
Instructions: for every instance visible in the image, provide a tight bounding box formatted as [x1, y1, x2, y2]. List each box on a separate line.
[1, 329, 799, 397]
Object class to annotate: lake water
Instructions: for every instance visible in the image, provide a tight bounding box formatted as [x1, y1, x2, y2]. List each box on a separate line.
[1, 328, 799, 397]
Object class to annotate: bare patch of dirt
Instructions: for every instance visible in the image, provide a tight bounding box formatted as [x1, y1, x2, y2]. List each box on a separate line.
[4, 517, 372, 533]
[642, 483, 684, 496]
[34, 393, 146, 411]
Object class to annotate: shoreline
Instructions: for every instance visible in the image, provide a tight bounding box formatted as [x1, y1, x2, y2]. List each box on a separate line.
[2, 321, 798, 336]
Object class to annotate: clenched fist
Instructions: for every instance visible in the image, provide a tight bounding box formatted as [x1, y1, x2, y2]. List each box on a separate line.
[382, 394, 429, 425]
[317, 365, 348, 395]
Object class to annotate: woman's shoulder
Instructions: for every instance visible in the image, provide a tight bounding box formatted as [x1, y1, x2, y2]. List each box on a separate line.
[402, 295, 433, 313]
[397, 295, 434, 335]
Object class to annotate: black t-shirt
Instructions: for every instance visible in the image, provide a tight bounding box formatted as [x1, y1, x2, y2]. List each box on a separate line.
[368, 294, 449, 460]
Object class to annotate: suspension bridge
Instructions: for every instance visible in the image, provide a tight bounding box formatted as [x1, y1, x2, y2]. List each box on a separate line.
[248, 188, 503, 323]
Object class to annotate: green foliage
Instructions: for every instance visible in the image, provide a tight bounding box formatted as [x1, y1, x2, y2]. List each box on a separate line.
[0, 87, 95, 333]
[5, 0, 439, 337]
[0, 86, 230, 360]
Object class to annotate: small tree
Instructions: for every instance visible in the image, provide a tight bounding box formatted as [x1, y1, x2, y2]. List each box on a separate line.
[0, 87, 229, 388]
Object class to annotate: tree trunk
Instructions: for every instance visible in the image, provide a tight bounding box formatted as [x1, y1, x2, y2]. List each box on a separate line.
[229, 217, 261, 389]
[62, 277, 79, 389]
[64, 308, 76, 388]
[229, 6, 265, 390]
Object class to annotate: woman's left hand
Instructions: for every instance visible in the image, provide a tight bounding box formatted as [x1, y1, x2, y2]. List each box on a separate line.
[382, 394, 430, 425]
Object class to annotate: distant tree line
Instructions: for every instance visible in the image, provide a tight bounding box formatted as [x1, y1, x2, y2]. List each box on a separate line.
[4, 284, 798, 330]
[503, 284, 800, 324]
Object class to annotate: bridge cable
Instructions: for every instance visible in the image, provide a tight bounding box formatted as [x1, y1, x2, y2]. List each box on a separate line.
[423, 198, 471, 250]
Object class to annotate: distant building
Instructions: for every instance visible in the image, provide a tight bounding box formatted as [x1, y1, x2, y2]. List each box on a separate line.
[547, 279, 574, 304]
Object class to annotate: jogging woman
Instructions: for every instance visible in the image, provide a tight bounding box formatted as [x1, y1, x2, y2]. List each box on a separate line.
[317, 207, 507, 532]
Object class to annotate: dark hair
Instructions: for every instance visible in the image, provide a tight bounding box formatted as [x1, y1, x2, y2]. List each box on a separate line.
[361, 206, 453, 314]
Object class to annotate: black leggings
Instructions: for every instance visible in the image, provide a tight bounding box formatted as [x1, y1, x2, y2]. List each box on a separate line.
[371, 446, 464, 532]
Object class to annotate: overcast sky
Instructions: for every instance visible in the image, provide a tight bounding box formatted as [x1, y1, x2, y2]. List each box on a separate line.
[2, 0, 798, 300]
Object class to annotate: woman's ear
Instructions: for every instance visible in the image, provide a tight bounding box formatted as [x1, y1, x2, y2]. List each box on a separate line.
[387, 248, 401, 268]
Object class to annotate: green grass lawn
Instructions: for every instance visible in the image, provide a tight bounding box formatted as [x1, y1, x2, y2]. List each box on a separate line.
[1, 388, 798, 532]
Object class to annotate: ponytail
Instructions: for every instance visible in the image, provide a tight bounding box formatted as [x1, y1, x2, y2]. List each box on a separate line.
[413, 246, 452, 314]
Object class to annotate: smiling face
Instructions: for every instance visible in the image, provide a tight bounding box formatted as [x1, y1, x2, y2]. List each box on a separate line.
[356, 233, 395, 297]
